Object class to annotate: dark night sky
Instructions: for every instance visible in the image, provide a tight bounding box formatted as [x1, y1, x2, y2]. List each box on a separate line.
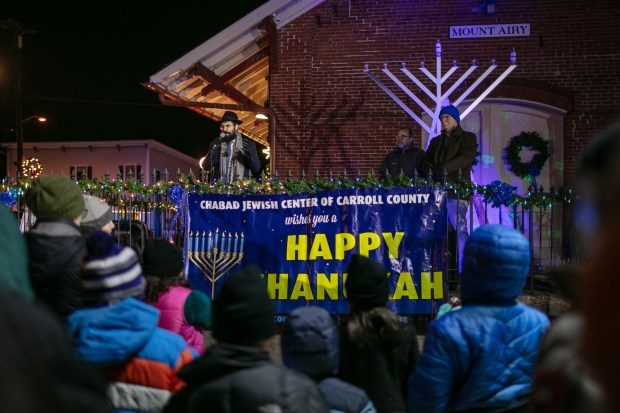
[0, 1, 270, 159]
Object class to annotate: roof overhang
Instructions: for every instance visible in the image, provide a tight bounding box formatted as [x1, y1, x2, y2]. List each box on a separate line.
[146, 0, 326, 147]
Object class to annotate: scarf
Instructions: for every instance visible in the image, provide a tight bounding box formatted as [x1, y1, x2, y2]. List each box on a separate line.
[219, 133, 246, 183]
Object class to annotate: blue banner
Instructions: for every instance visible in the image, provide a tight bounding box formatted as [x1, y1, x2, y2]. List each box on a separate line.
[185, 187, 447, 314]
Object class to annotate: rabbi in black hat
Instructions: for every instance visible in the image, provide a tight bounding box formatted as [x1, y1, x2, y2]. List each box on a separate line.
[199, 111, 261, 183]
[164, 266, 329, 412]
[339, 254, 419, 413]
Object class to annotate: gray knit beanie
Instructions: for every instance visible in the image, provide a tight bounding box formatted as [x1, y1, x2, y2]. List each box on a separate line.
[81, 195, 113, 234]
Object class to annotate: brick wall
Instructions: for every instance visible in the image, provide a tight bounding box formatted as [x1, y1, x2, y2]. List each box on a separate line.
[270, 0, 620, 187]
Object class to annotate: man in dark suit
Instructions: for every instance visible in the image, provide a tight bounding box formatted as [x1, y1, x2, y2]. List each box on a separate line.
[420, 105, 478, 272]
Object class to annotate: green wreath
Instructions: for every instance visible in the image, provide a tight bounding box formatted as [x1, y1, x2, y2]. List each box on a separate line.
[503, 131, 550, 179]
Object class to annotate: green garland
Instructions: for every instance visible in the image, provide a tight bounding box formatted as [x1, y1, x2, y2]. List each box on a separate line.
[2, 172, 571, 211]
[503, 131, 550, 180]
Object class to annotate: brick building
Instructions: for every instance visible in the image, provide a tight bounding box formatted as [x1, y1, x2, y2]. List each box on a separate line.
[148, 0, 620, 189]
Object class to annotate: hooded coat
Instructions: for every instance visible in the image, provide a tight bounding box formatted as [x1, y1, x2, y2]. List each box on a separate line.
[408, 225, 550, 413]
[281, 306, 376, 413]
[68, 298, 196, 413]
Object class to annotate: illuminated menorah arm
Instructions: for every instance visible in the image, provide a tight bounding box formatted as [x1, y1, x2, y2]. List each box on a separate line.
[188, 228, 245, 299]
[364, 40, 518, 138]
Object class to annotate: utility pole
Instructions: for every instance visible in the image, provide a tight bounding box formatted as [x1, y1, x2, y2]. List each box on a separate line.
[14, 30, 23, 178]
[1, 20, 33, 179]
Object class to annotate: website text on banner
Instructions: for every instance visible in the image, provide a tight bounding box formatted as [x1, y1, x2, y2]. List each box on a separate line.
[185, 187, 447, 314]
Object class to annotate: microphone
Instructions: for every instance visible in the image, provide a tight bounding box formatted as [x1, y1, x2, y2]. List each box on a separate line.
[210, 132, 226, 148]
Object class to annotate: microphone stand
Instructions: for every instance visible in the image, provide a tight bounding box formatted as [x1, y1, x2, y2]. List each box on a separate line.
[203, 134, 225, 182]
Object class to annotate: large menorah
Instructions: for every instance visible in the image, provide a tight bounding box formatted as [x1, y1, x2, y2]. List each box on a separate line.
[188, 228, 245, 298]
[364, 40, 517, 137]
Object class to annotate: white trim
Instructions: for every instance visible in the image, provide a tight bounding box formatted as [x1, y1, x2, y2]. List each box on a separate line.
[4, 139, 198, 165]
[149, 0, 326, 84]
[476, 97, 568, 115]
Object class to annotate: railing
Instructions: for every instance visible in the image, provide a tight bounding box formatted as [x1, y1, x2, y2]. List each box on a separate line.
[4, 170, 575, 296]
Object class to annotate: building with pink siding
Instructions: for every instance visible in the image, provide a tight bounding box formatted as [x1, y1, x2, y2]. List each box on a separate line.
[3, 139, 198, 184]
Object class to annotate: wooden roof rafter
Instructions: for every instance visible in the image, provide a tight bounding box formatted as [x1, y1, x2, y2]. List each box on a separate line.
[192, 64, 263, 111]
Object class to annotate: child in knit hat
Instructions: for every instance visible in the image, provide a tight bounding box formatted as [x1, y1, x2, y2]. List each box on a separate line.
[165, 266, 329, 412]
[81, 195, 114, 236]
[68, 231, 196, 412]
[339, 254, 419, 413]
[143, 238, 212, 354]
[24, 175, 87, 318]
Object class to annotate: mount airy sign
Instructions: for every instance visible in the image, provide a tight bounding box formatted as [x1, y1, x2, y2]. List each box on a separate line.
[450, 23, 530, 39]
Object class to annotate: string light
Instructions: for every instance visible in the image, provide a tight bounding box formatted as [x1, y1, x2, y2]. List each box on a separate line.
[20, 158, 43, 179]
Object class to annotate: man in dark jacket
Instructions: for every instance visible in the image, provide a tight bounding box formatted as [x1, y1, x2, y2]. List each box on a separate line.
[24, 175, 87, 318]
[281, 306, 377, 413]
[419, 105, 477, 183]
[201, 111, 261, 183]
[164, 266, 328, 413]
[379, 127, 424, 178]
[420, 105, 478, 272]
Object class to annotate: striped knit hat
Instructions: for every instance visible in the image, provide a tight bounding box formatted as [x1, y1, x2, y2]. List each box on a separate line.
[81, 231, 146, 306]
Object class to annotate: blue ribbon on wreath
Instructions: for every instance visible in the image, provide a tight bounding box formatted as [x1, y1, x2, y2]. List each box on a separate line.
[484, 180, 517, 208]
[166, 183, 187, 241]
[0, 189, 18, 207]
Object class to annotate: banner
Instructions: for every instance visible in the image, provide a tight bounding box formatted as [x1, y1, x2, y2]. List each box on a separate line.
[185, 187, 447, 314]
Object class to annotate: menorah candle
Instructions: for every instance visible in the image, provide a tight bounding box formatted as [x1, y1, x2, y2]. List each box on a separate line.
[201, 231, 206, 252]
[220, 231, 226, 251]
[207, 231, 212, 252]
[234, 233, 238, 252]
[227, 232, 232, 251]
[240, 233, 245, 251]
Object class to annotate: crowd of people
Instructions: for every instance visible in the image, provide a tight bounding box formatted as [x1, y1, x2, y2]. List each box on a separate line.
[1, 115, 619, 412]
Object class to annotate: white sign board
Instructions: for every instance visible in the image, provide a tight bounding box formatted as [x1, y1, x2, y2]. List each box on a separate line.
[450, 23, 530, 38]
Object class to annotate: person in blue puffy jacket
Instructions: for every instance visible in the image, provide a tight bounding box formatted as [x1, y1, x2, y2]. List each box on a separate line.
[407, 224, 550, 413]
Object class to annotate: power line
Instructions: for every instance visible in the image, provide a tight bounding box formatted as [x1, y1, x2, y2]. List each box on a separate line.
[23, 96, 165, 108]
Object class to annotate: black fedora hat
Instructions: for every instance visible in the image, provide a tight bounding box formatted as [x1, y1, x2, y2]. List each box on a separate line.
[219, 111, 243, 125]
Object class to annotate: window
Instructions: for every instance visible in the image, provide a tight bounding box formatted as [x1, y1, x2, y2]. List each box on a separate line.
[70, 165, 92, 180]
[118, 164, 142, 181]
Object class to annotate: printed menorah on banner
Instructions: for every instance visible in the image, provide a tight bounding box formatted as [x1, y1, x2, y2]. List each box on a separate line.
[188, 228, 245, 298]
